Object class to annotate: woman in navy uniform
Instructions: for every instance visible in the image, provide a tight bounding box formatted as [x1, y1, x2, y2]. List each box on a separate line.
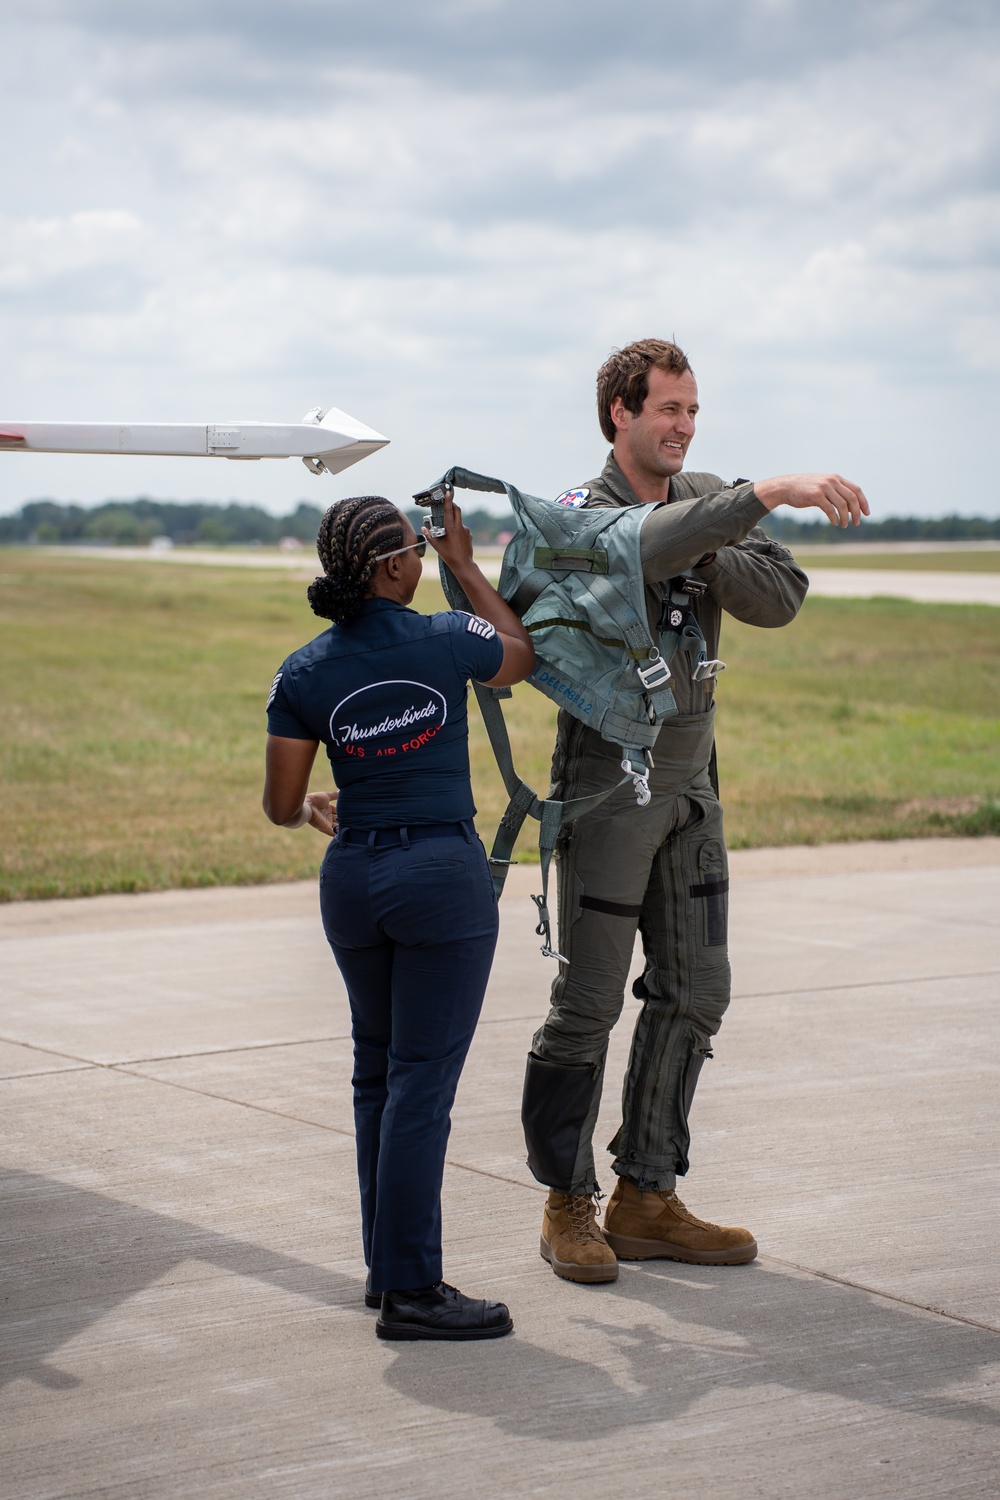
[263, 491, 534, 1341]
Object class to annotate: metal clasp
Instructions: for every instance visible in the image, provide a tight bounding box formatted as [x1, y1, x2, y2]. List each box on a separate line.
[691, 656, 727, 682]
[621, 757, 652, 808]
[530, 893, 568, 964]
[412, 480, 451, 537]
[637, 650, 672, 690]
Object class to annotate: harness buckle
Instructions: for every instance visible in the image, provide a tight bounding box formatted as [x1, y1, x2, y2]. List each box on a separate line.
[637, 650, 671, 689]
[412, 480, 451, 537]
[691, 656, 727, 682]
[679, 577, 708, 597]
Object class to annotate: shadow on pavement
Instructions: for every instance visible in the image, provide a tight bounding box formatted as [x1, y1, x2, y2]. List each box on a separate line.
[0, 1169, 365, 1393]
[4, 1168, 998, 1445]
[382, 1260, 1000, 1440]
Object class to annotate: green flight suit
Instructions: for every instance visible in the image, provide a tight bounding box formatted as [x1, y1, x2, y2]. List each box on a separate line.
[521, 456, 808, 1195]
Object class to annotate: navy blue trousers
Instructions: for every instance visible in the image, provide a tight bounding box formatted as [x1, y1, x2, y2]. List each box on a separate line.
[318, 824, 499, 1293]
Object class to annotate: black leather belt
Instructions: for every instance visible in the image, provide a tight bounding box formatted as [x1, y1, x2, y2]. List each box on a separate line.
[337, 820, 473, 848]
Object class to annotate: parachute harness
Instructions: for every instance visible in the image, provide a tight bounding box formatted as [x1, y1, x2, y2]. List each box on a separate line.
[418, 467, 725, 961]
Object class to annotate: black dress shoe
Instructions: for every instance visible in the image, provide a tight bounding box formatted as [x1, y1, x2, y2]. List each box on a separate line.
[364, 1273, 380, 1310]
[376, 1281, 513, 1341]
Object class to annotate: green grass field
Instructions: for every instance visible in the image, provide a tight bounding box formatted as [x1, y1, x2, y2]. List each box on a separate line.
[1, 548, 998, 901]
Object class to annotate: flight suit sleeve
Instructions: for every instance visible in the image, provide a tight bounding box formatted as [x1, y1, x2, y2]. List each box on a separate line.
[639, 481, 769, 581]
[693, 527, 809, 627]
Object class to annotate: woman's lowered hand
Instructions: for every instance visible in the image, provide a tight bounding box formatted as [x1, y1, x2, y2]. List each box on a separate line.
[304, 791, 338, 837]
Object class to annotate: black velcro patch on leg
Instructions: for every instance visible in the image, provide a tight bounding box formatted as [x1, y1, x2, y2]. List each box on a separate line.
[689, 878, 729, 946]
[581, 895, 643, 919]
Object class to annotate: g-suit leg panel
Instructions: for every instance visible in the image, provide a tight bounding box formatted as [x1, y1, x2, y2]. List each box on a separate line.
[609, 788, 732, 1190]
[524, 782, 671, 1194]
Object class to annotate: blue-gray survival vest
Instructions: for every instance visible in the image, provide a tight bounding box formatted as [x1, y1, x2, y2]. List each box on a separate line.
[421, 466, 724, 959]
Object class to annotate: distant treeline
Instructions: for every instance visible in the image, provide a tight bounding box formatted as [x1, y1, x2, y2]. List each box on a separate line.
[759, 512, 1000, 543]
[0, 498, 516, 548]
[2, 497, 997, 549]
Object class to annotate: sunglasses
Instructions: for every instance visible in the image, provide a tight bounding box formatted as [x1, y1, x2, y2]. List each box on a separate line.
[374, 536, 428, 563]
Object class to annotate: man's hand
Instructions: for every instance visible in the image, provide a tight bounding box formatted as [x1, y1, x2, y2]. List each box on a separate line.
[754, 474, 870, 528]
[304, 791, 337, 837]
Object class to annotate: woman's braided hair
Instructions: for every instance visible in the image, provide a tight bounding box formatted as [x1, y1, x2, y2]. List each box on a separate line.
[308, 495, 406, 624]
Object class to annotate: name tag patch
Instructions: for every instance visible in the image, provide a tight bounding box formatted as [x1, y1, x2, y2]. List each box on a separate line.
[554, 488, 590, 508]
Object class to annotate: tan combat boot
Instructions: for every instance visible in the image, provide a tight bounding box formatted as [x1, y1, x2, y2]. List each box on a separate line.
[603, 1178, 757, 1265]
[540, 1191, 619, 1283]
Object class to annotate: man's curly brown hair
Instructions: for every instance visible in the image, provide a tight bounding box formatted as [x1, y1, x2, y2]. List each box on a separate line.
[596, 338, 693, 444]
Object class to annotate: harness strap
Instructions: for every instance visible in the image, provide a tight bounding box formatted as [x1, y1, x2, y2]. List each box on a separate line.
[509, 569, 552, 620]
[586, 572, 655, 658]
[471, 678, 637, 957]
[525, 615, 654, 661]
[439, 465, 509, 496]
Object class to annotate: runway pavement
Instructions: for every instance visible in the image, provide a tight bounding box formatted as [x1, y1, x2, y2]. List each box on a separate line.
[1, 837, 998, 1498]
[802, 568, 1000, 606]
[46, 544, 1000, 605]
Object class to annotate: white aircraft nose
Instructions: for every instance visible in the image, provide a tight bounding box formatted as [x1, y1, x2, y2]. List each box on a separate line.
[0, 406, 389, 476]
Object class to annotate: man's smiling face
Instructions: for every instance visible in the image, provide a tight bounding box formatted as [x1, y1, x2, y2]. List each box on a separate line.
[611, 365, 699, 482]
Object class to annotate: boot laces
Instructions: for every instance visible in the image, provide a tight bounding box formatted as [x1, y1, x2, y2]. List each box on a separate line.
[566, 1193, 601, 1243]
[665, 1190, 720, 1232]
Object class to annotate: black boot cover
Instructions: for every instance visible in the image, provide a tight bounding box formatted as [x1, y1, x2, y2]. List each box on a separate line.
[521, 1052, 599, 1190]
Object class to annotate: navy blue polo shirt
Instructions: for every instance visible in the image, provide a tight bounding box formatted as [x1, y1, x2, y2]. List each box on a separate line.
[266, 598, 505, 828]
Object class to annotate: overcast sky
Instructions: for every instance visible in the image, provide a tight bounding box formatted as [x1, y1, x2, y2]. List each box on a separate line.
[1, 0, 997, 518]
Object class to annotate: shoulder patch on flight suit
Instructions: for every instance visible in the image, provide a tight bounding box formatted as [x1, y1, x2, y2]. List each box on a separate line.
[554, 488, 590, 508]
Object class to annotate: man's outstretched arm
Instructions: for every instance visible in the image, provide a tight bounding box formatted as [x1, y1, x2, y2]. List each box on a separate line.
[692, 530, 808, 627]
[640, 470, 868, 617]
[690, 470, 868, 625]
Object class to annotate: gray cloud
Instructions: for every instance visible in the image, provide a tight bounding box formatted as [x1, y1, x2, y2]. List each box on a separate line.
[1, 1, 998, 515]
[28, 0, 997, 86]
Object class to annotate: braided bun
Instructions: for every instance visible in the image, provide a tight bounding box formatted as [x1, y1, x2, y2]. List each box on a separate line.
[309, 496, 405, 625]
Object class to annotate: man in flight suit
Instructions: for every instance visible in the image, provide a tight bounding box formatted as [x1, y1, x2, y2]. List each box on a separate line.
[523, 338, 869, 1282]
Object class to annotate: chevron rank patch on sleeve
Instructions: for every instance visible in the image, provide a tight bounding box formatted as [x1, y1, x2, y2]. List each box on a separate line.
[465, 615, 497, 640]
[266, 671, 283, 708]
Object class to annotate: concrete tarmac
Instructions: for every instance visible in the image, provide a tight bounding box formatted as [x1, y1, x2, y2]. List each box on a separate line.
[1, 838, 998, 1499]
[45, 545, 1000, 605]
[801, 568, 1000, 607]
